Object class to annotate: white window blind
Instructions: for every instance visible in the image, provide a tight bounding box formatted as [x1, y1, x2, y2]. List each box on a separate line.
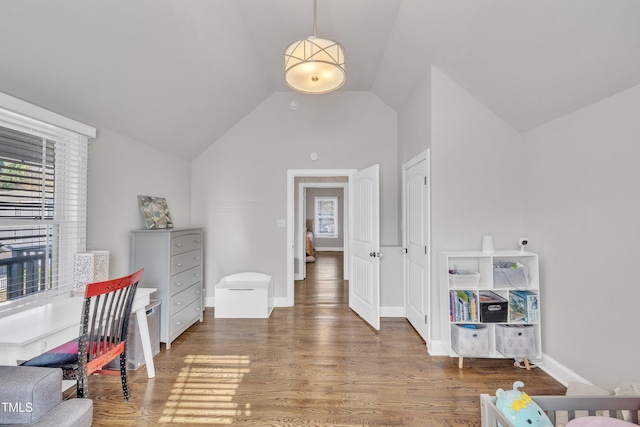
[0, 106, 90, 315]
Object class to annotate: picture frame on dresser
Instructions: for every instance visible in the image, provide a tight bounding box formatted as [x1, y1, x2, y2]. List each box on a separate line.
[138, 195, 174, 230]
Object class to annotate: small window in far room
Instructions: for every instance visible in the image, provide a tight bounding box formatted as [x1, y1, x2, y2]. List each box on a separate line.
[314, 197, 338, 238]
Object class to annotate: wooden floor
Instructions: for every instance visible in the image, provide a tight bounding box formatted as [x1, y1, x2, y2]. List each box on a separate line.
[88, 252, 565, 426]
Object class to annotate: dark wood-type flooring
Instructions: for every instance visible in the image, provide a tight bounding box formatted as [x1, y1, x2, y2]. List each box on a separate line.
[87, 252, 565, 426]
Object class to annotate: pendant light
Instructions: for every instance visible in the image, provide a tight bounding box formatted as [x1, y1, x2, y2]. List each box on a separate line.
[284, 0, 345, 94]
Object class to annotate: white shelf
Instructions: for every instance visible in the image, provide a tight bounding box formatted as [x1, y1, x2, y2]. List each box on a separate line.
[441, 250, 542, 366]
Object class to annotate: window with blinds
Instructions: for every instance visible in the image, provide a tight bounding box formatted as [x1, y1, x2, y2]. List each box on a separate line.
[314, 197, 338, 238]
[0, 107, 89, 314]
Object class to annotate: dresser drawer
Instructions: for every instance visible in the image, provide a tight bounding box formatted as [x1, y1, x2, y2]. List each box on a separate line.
[171, 233, 203, 256]
[170, 299, 201, 339]
[171, 266, 202, 296]
[171, 249, 201, 275]
[171, 284, 202, 317]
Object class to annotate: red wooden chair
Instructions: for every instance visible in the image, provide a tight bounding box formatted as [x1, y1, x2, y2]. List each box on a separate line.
[23, 269, 144, 401]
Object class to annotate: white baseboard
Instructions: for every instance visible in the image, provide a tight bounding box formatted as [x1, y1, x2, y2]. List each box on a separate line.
[427, 340, 448, 356]
[207, 296, 292, 308]
[381, 306, 405, 317]
[314, 247, 344, 252]
[538, 353, 590, 387]
[209, 298, 407, 318]
[274, 297, 291, 307]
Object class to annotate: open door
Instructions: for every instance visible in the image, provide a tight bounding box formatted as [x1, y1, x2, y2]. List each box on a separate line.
[348, 164, 380, 330]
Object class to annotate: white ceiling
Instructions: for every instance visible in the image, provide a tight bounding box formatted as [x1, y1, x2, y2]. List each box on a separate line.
[1, 0, 639, 160]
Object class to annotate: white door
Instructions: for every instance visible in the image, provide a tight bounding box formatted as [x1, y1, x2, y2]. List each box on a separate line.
[403, 151, 430, 342]
[349, 164, 380, 330]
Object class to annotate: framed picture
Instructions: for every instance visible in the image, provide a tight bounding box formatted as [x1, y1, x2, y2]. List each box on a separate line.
[138, 195, 173, 229]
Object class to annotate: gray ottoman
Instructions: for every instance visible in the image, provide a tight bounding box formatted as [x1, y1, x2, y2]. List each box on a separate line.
[0, 366, 92, 427]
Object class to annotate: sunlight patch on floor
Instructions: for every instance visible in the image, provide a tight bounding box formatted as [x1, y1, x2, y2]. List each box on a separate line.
[160, 354, 252, 424]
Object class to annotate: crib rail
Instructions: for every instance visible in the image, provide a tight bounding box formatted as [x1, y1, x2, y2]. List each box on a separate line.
[481, 394, 640, 426]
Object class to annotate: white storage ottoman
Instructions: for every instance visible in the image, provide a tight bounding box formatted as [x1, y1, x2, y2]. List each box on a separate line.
[495, 324, 536, 357]
[451, 324, 489, 357]
[215, 272, 274, 318]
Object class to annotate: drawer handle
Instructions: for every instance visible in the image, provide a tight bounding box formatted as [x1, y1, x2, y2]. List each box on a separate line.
[176, 282, 183, 286]
[176, 263, 183, 267]
[176, 321, 182, 326]
[195, 274, 200, 278]
[195, 257, 201, 260]
[194, 307, 200, 311]
[195, 240, 201, 244]
[176, 301, 182, 306]
[229, 288, 254, 291]
[176, 243, 183, 248]
[196, 290, 200, 295]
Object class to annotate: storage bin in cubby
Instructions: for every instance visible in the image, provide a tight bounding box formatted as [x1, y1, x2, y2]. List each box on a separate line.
[495, 324, 536, 357]
[448, 270, 481, 287]
[493, 262, 529, 288]
[451, 324, 489, 357]
[478, 291, 508, 322]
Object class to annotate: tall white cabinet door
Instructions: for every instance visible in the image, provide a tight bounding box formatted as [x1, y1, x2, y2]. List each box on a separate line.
[403, 152, 430, 342]
[349, 164, 380, 330]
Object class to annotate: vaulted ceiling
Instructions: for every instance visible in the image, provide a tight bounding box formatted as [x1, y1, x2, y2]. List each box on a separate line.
[1, 0, 639, 159]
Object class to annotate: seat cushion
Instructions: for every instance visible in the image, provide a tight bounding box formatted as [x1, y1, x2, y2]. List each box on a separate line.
[21, 339, 80, 380]
[22, 337, 121, 380]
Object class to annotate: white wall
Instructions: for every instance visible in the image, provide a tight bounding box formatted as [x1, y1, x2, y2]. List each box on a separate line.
[430, 67, 524, 352]
[191, 91, 398, 303]
[522, 83, 640, 389]
[398, 70, 432, 164]
[87, 127, 192, 277]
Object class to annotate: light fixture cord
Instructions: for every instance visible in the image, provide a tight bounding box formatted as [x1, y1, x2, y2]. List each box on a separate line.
[313, 0, 317, 37]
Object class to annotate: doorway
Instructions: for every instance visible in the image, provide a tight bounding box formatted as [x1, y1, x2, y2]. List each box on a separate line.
[297, 182, 348, 281]
[287, 166, 381, 331]
[286, 169, 354, 307]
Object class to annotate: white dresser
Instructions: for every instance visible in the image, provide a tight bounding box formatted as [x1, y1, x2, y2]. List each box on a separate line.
[130, 228, 204, 349]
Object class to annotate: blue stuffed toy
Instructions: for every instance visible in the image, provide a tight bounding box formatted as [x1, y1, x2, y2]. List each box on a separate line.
[495, 381, 553, 427]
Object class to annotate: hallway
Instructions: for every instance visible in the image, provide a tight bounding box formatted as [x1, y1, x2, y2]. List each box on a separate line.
[295, 251, 347, 307]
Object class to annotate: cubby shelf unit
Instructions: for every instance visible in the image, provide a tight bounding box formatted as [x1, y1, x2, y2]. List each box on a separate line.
[440, 250, 542, 369]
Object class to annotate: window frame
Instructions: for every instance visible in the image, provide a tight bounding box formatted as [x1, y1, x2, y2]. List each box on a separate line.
[314, 196, 339, 239]
[0, 93, 95, 316]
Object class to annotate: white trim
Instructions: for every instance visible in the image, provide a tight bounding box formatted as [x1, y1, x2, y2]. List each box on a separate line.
[296, 181, 348, 280]
[314, 247, 344, 252]
[427, 340, 447, 356]
[381, 306, 405, 317]
[538, 352, 591, 387]
[0, 92, 96, 138]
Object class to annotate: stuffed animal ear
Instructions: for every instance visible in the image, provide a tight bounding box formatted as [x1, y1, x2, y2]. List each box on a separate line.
[496, 388, 505, 398]
[513, 381, 525, 391]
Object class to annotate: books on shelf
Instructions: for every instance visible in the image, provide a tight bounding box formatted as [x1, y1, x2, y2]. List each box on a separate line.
[509, 290, 539, 323]
[449, 290, 478, 322]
